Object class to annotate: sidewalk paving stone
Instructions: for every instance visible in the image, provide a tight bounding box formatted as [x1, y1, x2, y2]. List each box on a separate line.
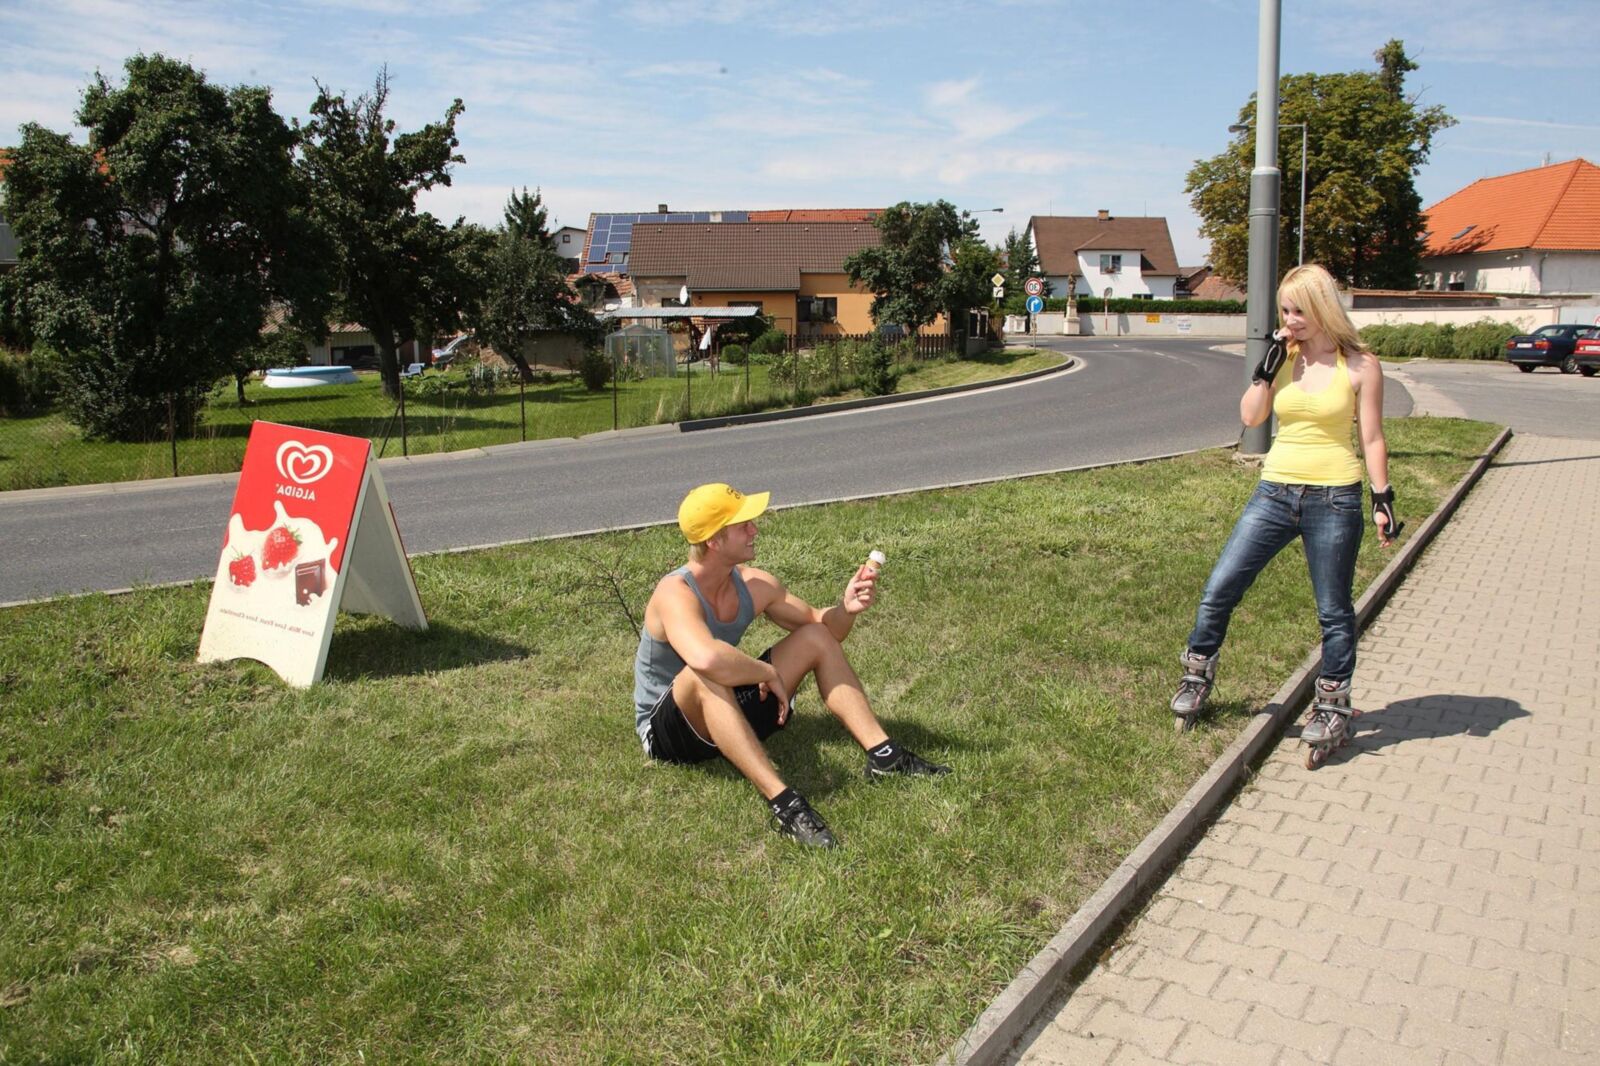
[1008, 435, 1600, 1064]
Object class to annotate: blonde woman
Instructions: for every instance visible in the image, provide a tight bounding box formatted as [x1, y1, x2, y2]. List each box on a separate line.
[1170, 264, 1402, 759]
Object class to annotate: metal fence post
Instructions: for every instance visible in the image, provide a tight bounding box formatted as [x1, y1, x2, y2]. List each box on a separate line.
[398, 376, 408, 457]
[167, 394, 178, 478]
[520, 376, 527, 441]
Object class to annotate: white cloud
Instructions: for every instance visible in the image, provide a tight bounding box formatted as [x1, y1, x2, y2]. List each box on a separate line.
[1459, 115, 1600, 134]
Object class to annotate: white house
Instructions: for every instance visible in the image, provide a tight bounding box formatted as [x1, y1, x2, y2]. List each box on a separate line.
[1027, 212, 1180, 300]
[1421, 158, 1600, 295]
[552, 225, 586, 272]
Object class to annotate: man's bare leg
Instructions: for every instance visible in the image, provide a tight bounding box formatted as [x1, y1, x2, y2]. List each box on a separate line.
[670, 669, 785, 799]
[771, 623, 950, 779]
[770, 623, 889, 749]
[669, 666, 839, 848]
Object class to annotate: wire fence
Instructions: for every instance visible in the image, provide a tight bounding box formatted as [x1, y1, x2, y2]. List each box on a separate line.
[0, 335, 959, 492]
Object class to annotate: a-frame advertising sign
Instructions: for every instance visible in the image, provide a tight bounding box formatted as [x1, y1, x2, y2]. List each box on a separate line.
[197, 422, 426, 686]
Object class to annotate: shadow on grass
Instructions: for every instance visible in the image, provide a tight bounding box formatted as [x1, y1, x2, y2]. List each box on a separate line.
[1332, 693, 1530, 767]
[322, 620, 531, 681]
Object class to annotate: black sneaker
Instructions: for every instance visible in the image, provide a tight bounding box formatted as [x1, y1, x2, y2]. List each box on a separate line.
[769, 793, 839, 848]
[865, 748, 951, 781]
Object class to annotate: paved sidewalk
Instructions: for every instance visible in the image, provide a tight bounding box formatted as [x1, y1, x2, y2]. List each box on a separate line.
[1009, 433, 1600, 1065]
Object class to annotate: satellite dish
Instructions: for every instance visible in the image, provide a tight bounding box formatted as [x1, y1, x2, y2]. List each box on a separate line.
[679, 284, 690, 306]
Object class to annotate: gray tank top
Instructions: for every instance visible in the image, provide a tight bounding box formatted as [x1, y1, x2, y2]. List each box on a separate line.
[632, 566, 757, 747]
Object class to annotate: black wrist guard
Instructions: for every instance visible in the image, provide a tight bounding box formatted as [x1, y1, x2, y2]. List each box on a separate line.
[1252, 337, 1288, 384]
[1370, 485, 1404, 539]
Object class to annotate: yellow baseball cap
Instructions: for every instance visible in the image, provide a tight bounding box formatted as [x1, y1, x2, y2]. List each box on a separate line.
[678, 483, 770, 543]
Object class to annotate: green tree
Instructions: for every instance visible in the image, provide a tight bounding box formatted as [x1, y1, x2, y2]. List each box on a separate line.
[297, 69, 475, 398]
[468, 188, 601, 380]
[1001, 227, 1050, 314]
[1185, 39, 1454, 289]
[0, 54, 329, 441]
[843, 200, 983, 339]
[943, 236, 1004, 350]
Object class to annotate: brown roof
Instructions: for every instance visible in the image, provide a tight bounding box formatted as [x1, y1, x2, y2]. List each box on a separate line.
[566, 270, 635, 301]
[628, 222, 882, 291]
[1030, 215, 1180, 277]
[1423, 158, 1600, 256]
[1178, 265, 1246, 301]
[1189, 273, 1246, 301]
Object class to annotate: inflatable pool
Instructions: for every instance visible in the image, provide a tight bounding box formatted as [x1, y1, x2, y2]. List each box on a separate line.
[263, 366, 359, 388]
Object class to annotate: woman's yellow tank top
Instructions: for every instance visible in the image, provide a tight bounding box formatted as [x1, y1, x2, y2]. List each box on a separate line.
[1260, 351, 1364, 486]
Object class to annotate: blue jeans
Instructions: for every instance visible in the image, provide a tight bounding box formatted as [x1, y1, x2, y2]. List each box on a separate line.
[1186, 480, 1364, 682]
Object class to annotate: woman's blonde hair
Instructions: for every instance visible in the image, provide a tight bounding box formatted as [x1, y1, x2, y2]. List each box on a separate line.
[1278, 264, 1363, 357]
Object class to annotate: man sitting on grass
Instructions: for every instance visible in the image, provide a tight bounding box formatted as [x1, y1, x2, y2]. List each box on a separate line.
[633, 482, 949, 848]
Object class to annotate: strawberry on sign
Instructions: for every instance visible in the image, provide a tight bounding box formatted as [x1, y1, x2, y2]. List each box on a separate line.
[197, 421, 425, 687]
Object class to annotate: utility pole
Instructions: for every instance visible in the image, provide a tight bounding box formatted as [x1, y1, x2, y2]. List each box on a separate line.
[1241, 0, 1282, 457]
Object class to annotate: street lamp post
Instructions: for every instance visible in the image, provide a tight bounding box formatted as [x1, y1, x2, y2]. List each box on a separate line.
[1231, 120, 1307, 266]
[1238, 0, 1283, 457]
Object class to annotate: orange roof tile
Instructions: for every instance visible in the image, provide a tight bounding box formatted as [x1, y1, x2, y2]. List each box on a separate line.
[746, 209, 879, 223]
[1423, 158, 1600, 256]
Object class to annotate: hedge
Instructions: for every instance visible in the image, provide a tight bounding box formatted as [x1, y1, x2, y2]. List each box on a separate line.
[1358, 320, 1521, 361]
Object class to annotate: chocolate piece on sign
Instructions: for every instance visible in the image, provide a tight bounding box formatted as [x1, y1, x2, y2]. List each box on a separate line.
[294, 559, 326, 606]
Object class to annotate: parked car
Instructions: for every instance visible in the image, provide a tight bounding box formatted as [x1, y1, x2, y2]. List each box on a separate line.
[1575, 334, 1600, 378]
[1504, 323, 1598, 374]
[431, 332, 473, 369]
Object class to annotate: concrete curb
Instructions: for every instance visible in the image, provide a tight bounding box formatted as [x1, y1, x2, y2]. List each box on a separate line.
[937, 424, 1516, 1066]
[677, 357, 1076, 432]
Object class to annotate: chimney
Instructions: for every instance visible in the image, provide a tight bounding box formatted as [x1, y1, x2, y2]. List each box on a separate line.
[658, 203, 669, 214]
[1096, 209, 1110, 221]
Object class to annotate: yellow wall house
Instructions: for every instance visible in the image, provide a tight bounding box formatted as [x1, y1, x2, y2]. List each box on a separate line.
[628, 221, 883, 338]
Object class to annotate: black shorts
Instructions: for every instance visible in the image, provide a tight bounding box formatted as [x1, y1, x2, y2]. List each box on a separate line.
[645, 647, 786, 764]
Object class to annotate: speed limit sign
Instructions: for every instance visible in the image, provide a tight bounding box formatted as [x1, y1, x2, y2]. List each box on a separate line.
[1024, 277, 1044, 297]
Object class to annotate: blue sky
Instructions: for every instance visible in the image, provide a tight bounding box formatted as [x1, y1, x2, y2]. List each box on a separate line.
[3, 0, 1596, 265]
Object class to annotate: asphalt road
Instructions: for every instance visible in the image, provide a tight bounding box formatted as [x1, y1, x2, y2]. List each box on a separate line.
[0, 338, 1409, 605]
[1386, 358, 1599, 439]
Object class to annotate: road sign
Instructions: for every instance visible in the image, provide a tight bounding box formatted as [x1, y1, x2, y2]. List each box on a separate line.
[992, 286, 1005, 299]
[1026, 295, 1044, 314]
[990, 272, 1006, 287]
[1024, 277, 1044, 297]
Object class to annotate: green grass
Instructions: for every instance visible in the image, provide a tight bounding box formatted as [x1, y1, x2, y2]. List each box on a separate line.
[0, 349, 1063, 492]
[0, 417, 1500, 1063]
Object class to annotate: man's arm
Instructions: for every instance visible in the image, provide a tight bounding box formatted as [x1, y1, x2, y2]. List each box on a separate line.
[656, 578, 778, 688]
[747, 564, 877, 643]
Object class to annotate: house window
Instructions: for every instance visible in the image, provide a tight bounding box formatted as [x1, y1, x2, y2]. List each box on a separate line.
[798, 297, 836, 324]
[561, 233, 571, 244]
[1132, 292, 1152, 300]
[1099, 253, 1121, 275]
